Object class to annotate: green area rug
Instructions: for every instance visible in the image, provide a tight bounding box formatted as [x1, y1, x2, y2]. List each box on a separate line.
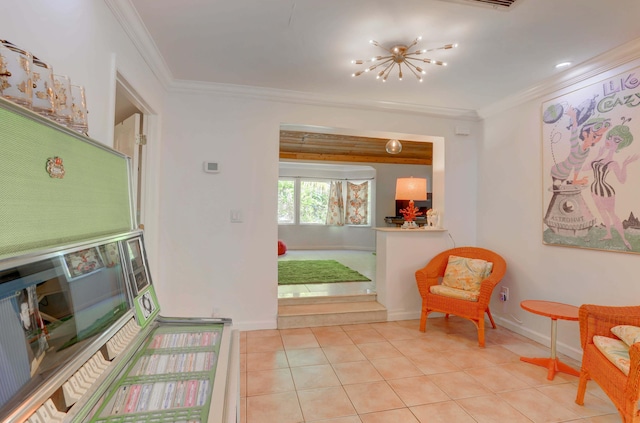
[278, 260, 371, 285]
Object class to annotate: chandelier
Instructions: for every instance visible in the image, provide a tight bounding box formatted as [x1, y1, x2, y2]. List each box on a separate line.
[351, 37, 457, 82]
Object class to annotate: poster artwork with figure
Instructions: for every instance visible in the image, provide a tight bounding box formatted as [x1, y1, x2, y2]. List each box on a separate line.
[542, 68, 640, 253]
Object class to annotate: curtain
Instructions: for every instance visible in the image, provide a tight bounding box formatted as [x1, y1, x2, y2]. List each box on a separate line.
[325, 180, 344, 225]
[346, 181, 368, 225]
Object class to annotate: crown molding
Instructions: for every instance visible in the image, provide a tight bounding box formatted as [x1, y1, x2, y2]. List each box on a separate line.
[104, 0, 173, 89]
[168, 79, 480, 120]
[478, 37, 640, 119]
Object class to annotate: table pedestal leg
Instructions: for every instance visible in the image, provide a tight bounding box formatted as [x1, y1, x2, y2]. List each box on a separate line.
[520, 318, 580, 380]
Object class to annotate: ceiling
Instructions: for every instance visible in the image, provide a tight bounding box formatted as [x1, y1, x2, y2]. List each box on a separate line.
[117, 0, 640, 116]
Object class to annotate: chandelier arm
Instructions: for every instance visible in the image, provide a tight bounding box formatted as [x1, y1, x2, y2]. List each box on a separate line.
[353, 54, 392, 64]
[423, 44, 456, 53]
[404, 61, 423, 81]
[367, 55, 392, 63]
[379, 61, 395, 79]
[406, 38, 420, 50]
[367, 58, 394, 72]
[405, 57, 429, 63]
[405, 57, 442, 66]
[382, 62, 396, 81]
[374, 44, 394, 55]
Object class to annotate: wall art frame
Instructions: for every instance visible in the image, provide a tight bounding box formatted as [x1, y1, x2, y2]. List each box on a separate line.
[542, 66, 640, 253]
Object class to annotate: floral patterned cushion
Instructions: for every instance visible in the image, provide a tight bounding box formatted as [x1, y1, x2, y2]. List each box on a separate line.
[611, 325, 640, 346]
[430, 285, 479, 302]
[442, 255, 493, 292]
[593, 335, 630, 375]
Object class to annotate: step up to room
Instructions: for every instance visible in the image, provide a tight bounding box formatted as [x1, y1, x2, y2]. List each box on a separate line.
[277, 295, 387, 329]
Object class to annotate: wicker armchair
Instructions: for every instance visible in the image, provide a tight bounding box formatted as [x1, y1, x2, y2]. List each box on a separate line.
[414, 246, 507, 347]
[575, 304, 640, 422]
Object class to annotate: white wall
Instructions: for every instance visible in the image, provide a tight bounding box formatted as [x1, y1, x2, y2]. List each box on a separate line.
[0, 0, 166, 278]
[479, 54, 640, 360]
[158, 90, 482, 329]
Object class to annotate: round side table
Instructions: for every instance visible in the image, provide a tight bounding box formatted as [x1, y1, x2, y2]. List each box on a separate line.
[520, 300, 580, 380]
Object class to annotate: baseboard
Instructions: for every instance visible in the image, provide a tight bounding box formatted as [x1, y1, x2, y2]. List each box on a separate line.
[286, 246, 375, 252]
[387, 309, 421, 321]
[232, 319, 277, 331]
[495, 315, 583, 362]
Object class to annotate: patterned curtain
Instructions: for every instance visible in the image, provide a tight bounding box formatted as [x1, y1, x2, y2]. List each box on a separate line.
[346, 181, 368, 225]
[325, 181, 344, 225]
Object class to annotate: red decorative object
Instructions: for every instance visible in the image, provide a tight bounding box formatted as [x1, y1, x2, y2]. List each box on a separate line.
[399, 200, 423, 222]
[277, 240, 287, 256]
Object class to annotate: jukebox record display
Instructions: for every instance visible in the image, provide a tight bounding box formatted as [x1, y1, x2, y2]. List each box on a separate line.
[91, 324, 223, 423]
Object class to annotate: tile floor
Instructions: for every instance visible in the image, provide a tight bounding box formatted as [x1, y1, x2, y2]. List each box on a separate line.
[277, 250, 377, 299]
[239, 317, 622, 423]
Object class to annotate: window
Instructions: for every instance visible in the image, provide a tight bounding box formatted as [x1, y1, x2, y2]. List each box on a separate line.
[300, 180, 330, 224]
[277, 178, 371, 226]
[277, 179, 295, 224]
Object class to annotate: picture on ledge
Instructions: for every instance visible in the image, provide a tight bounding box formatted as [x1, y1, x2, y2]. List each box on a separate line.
[542, 66, 640, 253]
[63, 247, 105, 280]
[126, 238, 150, 294]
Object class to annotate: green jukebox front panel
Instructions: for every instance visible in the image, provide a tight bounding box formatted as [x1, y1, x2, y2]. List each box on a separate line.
[0, 99, 134, 259]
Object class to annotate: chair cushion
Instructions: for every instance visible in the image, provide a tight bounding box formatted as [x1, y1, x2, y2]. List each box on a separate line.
[442, 255, 493, 292]
[611, 325, 640, 346]
[430, 285, 479, 302]
[593, 335, 630, 375]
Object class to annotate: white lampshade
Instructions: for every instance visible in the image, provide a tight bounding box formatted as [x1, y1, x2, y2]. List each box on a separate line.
[395, 177, 427, 200]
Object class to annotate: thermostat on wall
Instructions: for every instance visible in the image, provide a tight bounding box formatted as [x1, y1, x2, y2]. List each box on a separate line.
[203, 161, 220, 173]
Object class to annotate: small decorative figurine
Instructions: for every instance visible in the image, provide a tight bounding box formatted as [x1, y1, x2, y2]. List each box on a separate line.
[431, 209, 440, 228]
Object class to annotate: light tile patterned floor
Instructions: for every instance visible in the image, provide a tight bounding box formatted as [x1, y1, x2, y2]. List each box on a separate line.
[240, 318, 622, 423]
[277, 250, 376, 299]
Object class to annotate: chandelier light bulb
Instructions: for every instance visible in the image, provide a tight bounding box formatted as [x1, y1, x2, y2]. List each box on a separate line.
[351, 37, 456, 82]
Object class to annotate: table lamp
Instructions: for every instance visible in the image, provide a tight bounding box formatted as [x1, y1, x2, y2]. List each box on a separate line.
[395, 177, 427, 229]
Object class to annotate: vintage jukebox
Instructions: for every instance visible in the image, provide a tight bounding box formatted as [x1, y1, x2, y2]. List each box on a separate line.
[0, 98, 239, 423]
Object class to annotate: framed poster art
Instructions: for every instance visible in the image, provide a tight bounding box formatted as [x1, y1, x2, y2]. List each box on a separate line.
[542, 67, 640, 253]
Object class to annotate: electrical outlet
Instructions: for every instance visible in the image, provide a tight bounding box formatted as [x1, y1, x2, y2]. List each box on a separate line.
[499, 287, 509, 302]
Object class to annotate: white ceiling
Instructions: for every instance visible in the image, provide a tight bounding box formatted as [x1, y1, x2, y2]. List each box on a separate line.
[120, 0, 640, 116]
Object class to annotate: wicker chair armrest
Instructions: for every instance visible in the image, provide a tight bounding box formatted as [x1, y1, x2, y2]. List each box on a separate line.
[579, 304, 640, 348]
[477, 276, 501, 305]
[415, 267, 440, 297]
[414, 249, 452, 297]
[625, 343, 640, 410]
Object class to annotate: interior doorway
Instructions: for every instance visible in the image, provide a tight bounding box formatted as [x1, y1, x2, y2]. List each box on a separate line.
[113, 75, 147, 229]
[277, 125, 434, 300]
